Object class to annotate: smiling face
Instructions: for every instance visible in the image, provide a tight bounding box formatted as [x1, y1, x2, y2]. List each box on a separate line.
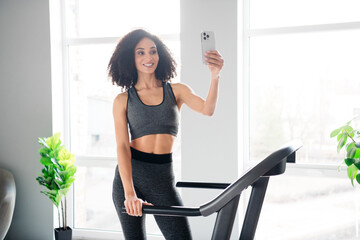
[134, 37, 159, 76]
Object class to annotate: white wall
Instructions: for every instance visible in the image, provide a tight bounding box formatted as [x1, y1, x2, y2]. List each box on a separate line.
[180, 0, 239, 239]
[0, 0, 53, 239]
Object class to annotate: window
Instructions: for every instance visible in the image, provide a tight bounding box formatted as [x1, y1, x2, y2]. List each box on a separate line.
[60, 0, 181, 238]
[243, 0, 360, 238]
[249, 30, 360, 164]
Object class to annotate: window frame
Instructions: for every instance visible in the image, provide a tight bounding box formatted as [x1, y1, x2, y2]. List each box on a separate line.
[241, 0, 360, 173]
[239, 1, 360, 238]
[52, 0, 360, 238]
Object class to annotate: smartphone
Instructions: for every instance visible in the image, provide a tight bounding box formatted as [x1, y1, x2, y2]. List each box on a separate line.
[200, 31, 216, 64]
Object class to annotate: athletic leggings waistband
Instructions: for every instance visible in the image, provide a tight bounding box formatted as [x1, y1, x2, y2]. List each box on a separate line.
[130, 147, 172, 164]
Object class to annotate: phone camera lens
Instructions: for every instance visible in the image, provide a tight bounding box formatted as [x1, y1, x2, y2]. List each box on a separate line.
[207, 35, 209, 38]
[203, 37, 206, 40]
[203, 32, 206, 36]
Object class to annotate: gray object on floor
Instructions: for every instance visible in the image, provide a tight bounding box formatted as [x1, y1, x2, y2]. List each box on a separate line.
[0, 168, 16, 240]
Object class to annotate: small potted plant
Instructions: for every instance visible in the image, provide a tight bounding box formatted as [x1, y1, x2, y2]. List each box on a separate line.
[36, 132, 77, 240]
[330, 118, 360, 185]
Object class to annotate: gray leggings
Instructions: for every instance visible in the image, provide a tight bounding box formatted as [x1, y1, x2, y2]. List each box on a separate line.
[112, 149, 192, 240]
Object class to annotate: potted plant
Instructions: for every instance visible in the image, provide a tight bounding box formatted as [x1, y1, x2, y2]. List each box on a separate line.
[36, 132, 77, 240]
[331, 118, 360, 185]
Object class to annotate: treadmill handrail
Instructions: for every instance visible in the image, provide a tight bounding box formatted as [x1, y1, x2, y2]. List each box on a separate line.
[121, 205, 201, 217]
[199, 139, 302, 216]
[176, 181, 230, 189]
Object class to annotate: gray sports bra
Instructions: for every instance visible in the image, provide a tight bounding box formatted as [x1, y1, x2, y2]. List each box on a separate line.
[126, 82, 179, 140]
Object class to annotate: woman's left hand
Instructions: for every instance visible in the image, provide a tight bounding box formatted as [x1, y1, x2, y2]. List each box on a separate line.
[204, 50, 224, 76]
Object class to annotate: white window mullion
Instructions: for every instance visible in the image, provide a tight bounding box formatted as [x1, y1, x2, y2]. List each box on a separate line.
[66, 34, 180, 46]
[60, 0, 71, 149]
[66, 37, 119, 46]
[58, 0, 75, 230]
[249, 21, 360, 37]
[242, 0, 251, 169]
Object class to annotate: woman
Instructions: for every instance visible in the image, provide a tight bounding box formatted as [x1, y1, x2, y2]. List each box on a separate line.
[109, 29, 224, 240]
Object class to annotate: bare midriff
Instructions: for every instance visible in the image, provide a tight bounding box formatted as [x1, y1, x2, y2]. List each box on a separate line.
[130, 134, 176, 154]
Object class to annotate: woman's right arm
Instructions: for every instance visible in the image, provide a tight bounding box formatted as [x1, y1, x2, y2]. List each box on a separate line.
[113, 93, 149, 216]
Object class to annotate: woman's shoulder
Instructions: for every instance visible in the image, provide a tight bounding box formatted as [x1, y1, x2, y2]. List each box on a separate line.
[114, 91, 128, 100]
[170, 82, 193, 95]
[113, 91, 128, 109]
[170, 82, 192, 91]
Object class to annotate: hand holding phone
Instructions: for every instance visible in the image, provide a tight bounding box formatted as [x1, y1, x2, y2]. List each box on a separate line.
[201, 31, 216, 64]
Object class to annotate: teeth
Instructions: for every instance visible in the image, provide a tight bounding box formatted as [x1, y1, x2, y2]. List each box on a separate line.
[144, 63, 153, 67]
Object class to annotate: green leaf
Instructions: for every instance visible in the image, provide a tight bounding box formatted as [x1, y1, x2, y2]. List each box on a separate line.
[344, 125, 354, 133]
[50, 179, 61, 190]
[40, 190, 62, 207]
[343, 134, 348, 145]
[330, 128, 341, 138]
[337, 135, 347, 153]
[67, 165, 77, 175]
[36, 176, 47, 186]
[354, 159, 360, 169]
[58, 148, 75, 162]
[356, 173, 360, 185]
[38, 137, 48, 147]
[53, 194, 63, 207]
[47, 165, 55, 176]
[60, 188, 70, 197]
[46, 132, 61, 150]
[41, 168, 49, 176]
[40, 157, 52, 166]
[39, 147, 50, 157]
[349, 130, 355, 138]
[337, 133, 344, 142]
[347, 147, 357, 158]
[59, 170, 71, 181]
[59, 160, 73, 170]
[347, 164, 358, 186]
[340, 124, 351, 131]
[59, 166, 76, 179]
[346, 142, 356, 152]
[54, 178, 64, 185]
[66, 176, 75, 185]
[355, 148, 360, 159]
[53, 146, 64, 159]
[345, 158, 355, 166]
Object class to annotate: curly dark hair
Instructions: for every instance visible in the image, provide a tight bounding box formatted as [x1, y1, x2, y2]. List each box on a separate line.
[108, 29, 177, 90]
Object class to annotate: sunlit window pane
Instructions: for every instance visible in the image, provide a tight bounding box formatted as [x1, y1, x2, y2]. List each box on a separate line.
[74, 166, 119, 230]
[255, 175, 360, 239]
[250, 0, 360, 29]
[249, 30, 360, 164]
[65, 0, 180, 38]
[68, 44, 119, 157]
